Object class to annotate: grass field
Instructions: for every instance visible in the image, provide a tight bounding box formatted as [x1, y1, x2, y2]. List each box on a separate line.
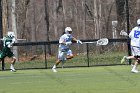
[0, 65, 140, 93]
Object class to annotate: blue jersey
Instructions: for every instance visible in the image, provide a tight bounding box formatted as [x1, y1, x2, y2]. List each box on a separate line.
[129, 26, 140, 47]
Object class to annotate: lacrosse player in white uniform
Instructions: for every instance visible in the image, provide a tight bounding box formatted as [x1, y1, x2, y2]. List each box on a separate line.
[121, 19, 140, 73]
[52, 27, 82, 72]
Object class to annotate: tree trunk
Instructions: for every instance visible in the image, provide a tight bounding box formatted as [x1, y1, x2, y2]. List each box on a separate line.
[115, 0, 125, 37]
[32, 0, 37, 42]
[45, 0, 51, 55]
[11, 0, 18, 62]
[94, 0, 100, 38]
[0, 0, 3, 46]
[82, 0, 86, 40]
[2, 0, 7, 36]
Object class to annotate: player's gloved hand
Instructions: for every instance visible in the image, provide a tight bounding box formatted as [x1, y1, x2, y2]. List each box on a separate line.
[65, 41, 72, 46]
[6, 42, 12, 48]
[77, 40, 83, 44]
[7, 44, 12, 48]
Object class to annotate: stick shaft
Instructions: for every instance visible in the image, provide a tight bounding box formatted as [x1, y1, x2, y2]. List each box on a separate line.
[83, 41, 96, 44]
[0, 38, 26, 40]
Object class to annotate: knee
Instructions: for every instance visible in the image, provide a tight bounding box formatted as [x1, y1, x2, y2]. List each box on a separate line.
[137, 60, 140, 64]
[67, 55, 74, 59]
[135, 56, 140, 63]
[12, 57, 16, 62]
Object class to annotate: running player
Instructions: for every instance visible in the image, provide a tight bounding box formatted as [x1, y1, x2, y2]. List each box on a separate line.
[0, 32, 16, 72]
[121, 19, 140, 73]
[52, 27, 82, 72]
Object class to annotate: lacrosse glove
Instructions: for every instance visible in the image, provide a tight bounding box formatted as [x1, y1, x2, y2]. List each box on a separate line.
[77, 40, 83, 44]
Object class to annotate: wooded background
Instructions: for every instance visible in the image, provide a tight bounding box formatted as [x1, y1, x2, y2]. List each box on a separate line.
[2, 0, 140, 42]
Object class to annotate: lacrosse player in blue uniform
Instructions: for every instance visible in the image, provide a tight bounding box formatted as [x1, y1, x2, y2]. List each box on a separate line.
[0, 32, 16, 72]
[121, 19, 140, 73]
[52, 27, 82, 72]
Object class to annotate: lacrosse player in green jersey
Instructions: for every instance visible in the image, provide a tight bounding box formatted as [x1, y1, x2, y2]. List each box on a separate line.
[0, 32, 16, 72]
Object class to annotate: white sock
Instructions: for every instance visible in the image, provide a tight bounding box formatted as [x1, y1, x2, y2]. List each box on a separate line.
[132, 65, 136, 70]
[53, 65, 56, 69]
[10, 64, 15, 70]
[131, 64, 134, 67]
[64, 58, 67, 61]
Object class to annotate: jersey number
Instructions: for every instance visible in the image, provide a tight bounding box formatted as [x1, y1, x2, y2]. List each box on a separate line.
[134, 30, 140, 38]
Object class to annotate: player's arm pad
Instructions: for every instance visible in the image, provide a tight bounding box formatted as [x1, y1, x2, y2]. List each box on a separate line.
[65, 41, 72, 45]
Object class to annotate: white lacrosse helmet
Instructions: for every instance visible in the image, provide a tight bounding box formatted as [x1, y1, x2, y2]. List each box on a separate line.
[7, 32, 15, 38]
[137, 19, 140, 25]
[65, 27, 72, 34]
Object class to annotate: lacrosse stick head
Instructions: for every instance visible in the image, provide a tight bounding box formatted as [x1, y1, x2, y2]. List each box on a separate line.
[120, 30, 128, 36]
[96, 38, 108, 46]
[137, 19, 140, 25]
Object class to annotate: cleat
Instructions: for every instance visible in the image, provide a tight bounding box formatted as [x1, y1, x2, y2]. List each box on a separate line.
[121, 56, 127, 64]
[131, 69, 139, 73]
[52, 68, 57, 72]
[10, 69, 16, 72]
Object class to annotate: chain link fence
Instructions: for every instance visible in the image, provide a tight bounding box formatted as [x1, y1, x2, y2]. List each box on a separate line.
[0, 39, 129, 70]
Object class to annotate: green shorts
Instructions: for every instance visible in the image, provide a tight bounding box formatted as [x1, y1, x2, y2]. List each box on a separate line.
[0, 47, 14, 59]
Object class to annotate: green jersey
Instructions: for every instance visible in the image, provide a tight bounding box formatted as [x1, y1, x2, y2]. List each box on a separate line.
[0, 36, 15, 59]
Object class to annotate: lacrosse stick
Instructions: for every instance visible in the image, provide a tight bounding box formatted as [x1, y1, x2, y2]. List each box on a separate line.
[83, 38, 109, 46]
[0, 38, 26, 41]
[120, 30, 128, 36]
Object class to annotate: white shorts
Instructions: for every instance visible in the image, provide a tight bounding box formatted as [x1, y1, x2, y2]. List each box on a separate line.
[131, 46, 140, 56]
[58, 48, 73, 61]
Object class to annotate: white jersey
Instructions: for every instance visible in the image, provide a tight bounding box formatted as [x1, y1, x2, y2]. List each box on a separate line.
[129, 26, 140, 47]
[57, 34, 73, 60]
[59, 34, 73, 51]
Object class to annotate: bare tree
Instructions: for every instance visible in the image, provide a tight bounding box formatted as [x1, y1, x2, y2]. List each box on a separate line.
[44, 0, 51, 55]
[11, 0, 18, 61]
[115, 0, 125, 37]
[94, 0, 100, 38]
[2, 0, 8, 35]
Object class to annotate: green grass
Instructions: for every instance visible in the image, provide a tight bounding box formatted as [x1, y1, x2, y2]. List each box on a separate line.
[0, 65, 140, 93]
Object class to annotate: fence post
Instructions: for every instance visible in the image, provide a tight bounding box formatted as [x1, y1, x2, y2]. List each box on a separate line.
[125, 0, 131, 65]
[86, 43, 90, 67]
[44, 45, 47, 69]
